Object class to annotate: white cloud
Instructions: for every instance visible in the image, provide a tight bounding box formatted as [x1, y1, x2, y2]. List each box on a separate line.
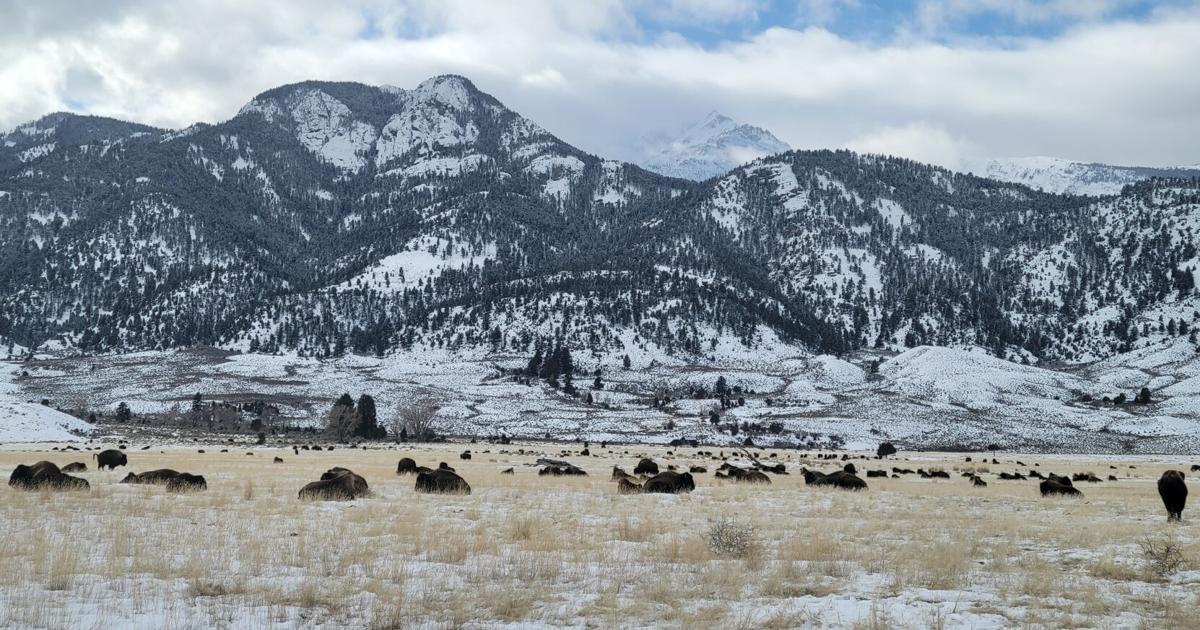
[1, 0, 1197, 168]
[846, 123, 973, 169]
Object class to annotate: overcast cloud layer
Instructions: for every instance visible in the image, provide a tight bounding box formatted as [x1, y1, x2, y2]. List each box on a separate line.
[1, 0, 1197, 168]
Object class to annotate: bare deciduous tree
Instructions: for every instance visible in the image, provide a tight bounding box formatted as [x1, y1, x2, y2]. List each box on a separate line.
[324, 403, 357, 442]
[392, 399, 439, 441]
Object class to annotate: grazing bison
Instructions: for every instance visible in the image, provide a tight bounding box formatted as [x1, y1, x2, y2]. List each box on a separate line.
[689, 465, 708, 474]
[93, 449, 127, 470]
[273, 457, 284, 463]
[642, 471, 695, 494]
[300, 468, 370, 500]
[414, 469, 471, 495]
[166, 473, 207, 493]
[866, 470, 888, 478]
[61, 462, 87, 473]
[121, 469, 181, 484]
[460, 450, 472, 460]
[396, 458, 420, 475]
[9, 461, 89, 491]
[1040, 478, 1082, 497]
[633, 458, 659, 476]
[801, 468, 868, 491]
[1158, 470, 1187, 522]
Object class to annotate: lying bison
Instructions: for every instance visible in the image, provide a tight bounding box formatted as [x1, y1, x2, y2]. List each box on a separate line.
[1039, 475, 1081, 497]
[415, 468, 471, 495]
[9, 461, 89, 491]
[93, 449, 127, 470]
[61, 462, 87, 473]
[642, 471, 695, 494]
[633, 458, 659, 476]
[617, 477, 643, 494]
[1158, 470, 1187, 522]
[121, 469, 182, 484]
[166, 473, 207, 493]
[801, 468, 868, 490]
[715, 465, 771, 484]
[396, 458, 427, 475]
[299, 468, 370, 500]
[539, 464, 587, 476]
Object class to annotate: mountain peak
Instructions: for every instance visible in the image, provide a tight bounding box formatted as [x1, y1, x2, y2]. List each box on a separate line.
[638, 111, 791, 180]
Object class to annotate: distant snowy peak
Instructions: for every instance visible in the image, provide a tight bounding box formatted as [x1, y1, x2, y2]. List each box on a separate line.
[963, 156, 1200, 196]
[639, 111, 791, 181]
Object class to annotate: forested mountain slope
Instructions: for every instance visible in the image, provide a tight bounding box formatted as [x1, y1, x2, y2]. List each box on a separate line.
[0, 75, 1197, 363]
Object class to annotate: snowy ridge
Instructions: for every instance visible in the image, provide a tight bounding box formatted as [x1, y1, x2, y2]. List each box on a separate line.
[962, 156, 1200, 196]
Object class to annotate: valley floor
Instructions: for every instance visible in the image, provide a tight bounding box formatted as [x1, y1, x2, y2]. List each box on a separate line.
[1, 441, 1198, 629]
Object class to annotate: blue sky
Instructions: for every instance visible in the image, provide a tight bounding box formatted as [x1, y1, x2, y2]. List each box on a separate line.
[627, 0, 1189, 45]
[2, 0, 1198, 168]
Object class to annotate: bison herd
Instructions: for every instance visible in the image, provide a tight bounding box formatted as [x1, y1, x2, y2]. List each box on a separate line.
[3, 446, 1193, 522]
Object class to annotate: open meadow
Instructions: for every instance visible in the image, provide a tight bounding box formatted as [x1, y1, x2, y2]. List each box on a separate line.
[1, 442, 1198, 629]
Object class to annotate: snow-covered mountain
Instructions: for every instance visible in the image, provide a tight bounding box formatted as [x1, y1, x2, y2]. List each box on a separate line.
[962, 156, 1200, 196]
[1, 75, 1199, 367]
[637, 111, 790, 180]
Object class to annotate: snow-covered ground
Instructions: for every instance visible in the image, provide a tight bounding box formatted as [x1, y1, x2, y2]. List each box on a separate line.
[0, 362, 92, 442]
[10, 337, 1200, 453]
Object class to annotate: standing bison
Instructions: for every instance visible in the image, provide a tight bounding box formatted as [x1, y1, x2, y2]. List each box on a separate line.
[93, 449, 127, 470]
[1158, 470, 1187, 522]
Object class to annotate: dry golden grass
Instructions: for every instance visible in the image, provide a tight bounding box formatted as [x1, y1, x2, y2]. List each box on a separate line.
[0, 444, 1197, 628]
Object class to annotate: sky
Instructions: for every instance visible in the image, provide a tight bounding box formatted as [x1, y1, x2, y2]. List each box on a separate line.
[1, 0, 1198, 169]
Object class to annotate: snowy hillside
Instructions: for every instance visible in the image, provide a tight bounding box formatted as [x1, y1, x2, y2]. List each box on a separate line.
[0, 363, 92, 442]
[638, 111, 790, 180]
[962, 156, 1200, 196]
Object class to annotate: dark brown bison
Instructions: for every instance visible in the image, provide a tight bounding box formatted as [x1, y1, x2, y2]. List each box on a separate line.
[61, 462, 87, 473]
[396, 458, 420, 475]
[415, 469, 471, 494]
[866, 470, 888, 478]
[121, 469, 182, 484]
[689, 465, 708, 474]
[166, 473, 207, 493]
[642, 471, 695, 494]
[842, 463, 857, 475]
[9, 461, 89, 491]
[539, 464, 587, 476]
[1040, 479, 1081, 497]
[633, 458, 659, 476]
[500, 467, 514, 475]
[971, 476, 987, 487]
[438, 462, 456, 472]
[802, 468, 868, 490]
[300, 468, 370, 500]
[93, 449, 127, 470]
[1158, 470, 1187, 522]
[273, 457, 284, 463]
[460, 450, 472, 460]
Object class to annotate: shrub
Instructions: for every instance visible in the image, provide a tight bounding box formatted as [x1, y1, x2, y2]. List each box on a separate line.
[1139, 537, 1185, 579]
[707, 519, 759, 559]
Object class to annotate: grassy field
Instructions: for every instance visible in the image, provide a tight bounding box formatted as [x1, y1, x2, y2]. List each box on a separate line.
[1, 442, 1197, 629]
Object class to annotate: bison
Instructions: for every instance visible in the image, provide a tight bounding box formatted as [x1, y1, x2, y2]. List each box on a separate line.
[1039, 479, 1081, 497]
[539, 464, 587, 476]
[396, 458, 421, 475]
[1158, 470, 1187, 522]
[121, 469, 182, 484]
[300, 468, 370, 500]
[93, 449, 127, 470]
[801, 468, 868, 491]
[642, 471, 695, 494]
[633, 458, 659, 476]
[166, 473, 207, 493]
[8, 461, 89, 491]
[61, 462, 87, 473]
[414, 469, 471, 495]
